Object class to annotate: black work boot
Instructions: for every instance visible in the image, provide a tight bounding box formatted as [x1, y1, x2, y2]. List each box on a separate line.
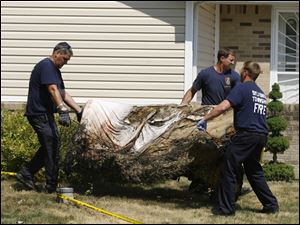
[259, 206, 279, 214]
[45, 184, 57, 194]
[16, 172, 35, 190]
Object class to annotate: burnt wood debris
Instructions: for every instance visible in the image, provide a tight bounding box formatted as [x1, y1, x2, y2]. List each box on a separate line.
[64, 99, 235, 193]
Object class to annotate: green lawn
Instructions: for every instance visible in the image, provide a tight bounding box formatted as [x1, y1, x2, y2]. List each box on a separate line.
[1, 177, 299, 224]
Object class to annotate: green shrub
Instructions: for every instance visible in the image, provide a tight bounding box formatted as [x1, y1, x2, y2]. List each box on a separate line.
[265, 83, 289, 163]
[268, 83, 282, 100]
[266, 136, 290, 154]
[1, 109, 39, 172]
[1, 109, 79, 182]
[267, 100, 284, 114]
[267, 116, 288, 134]
[263, 161, 295, 182]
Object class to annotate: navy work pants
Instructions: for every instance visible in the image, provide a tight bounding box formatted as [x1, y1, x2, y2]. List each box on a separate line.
[22, 114, 60, 189]
[218, 131, 278, 214]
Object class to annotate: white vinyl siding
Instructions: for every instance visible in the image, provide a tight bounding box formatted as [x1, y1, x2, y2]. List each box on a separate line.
[1, 1, 185, 104]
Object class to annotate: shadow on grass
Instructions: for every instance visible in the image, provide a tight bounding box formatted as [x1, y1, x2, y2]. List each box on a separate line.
[77, 179, 216, 209]
[241, 206, 264, 214]
[10, 180, 33, 192]
[11, 178, 53, 194]
[9, 176, 216, 209]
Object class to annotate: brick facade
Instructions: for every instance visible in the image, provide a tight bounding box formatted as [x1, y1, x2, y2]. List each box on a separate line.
[220, 4, 271, 94]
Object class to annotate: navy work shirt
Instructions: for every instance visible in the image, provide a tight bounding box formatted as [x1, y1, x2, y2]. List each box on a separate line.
[25, 58, 65, 116]
[226, 81, 268, 134]
[192, 66, 240, 105]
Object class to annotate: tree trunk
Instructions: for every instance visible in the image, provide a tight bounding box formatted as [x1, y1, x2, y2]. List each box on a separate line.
[273, 152, 278, 163]
[64, 99, 235, 191]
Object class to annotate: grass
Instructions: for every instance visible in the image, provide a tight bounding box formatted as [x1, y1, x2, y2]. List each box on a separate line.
[1, 176, 299, 224]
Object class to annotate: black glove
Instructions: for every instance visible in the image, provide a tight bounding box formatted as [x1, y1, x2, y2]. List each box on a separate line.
[76, 109, 83, 123]
[58, 112, 71, 127]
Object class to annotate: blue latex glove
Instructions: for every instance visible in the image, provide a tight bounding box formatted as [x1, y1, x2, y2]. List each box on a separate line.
[197, 119, 207, 131]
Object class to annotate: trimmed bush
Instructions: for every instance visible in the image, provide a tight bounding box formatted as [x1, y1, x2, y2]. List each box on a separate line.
[267, 116, 288, 134]
[265, 83, 289, 163]
[267, 101, 284, 114]
[265, 136, 290, 154]
[268, 83, 282, 100]
[263, 161, 295, 182]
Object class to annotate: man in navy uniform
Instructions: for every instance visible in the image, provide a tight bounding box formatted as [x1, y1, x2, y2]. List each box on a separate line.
[16, 42, 83, 193]
[197, 61, 279, 215]
[181, 48, 251, 198]
[181, 47, 240, 106]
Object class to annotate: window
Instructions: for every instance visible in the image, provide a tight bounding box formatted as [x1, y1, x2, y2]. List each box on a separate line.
[285, 18, 297, 71]
[277, 13, 299, 72]
[272, 9, 299, 103]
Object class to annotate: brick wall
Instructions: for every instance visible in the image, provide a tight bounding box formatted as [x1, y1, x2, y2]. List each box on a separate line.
[219, 4, 271, 94]
[1, 102, 26, 110]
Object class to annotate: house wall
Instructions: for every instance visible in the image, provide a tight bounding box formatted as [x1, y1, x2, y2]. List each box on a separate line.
[219, 4, 271, 94]
[1, 1, 186, 105]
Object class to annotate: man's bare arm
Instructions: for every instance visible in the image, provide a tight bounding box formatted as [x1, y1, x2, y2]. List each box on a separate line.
[203, 100, 232, 121]
[47, 84, 64, 107]
[180, 87, 197, 105]
[60, 90, 81, 113]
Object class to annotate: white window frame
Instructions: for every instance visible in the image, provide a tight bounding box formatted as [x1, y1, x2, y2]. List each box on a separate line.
[270, 6, 299, 103]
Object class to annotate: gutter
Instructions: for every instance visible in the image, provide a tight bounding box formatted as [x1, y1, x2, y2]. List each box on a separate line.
[207, 1, 298, 5]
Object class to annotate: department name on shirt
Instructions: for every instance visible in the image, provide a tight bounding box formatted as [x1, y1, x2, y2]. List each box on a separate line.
[252, 90, 267, 115]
